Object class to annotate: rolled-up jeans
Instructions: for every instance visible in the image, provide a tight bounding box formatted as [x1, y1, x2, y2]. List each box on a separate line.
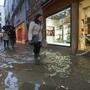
[33, 41, 42, 57]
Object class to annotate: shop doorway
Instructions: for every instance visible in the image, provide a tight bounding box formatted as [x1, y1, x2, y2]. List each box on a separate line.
[79, 0, 90, 51]
[16, 28, 23, 42]
[16, 22, 27, 44]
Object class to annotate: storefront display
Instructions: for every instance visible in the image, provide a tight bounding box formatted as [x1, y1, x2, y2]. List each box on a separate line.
[79, 0, 90, 50]
[46, 7, 71, 46]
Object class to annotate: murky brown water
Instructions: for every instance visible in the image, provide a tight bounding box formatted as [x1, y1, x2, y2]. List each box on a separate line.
[0, 44, 90, 90]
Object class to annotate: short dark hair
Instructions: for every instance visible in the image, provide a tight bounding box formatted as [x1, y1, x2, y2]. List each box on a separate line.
[34, 14, 42, 24]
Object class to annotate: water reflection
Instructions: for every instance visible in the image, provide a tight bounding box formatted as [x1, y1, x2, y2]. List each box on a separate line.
[19, 80, 57, 90]
[19, 82, 33, 90]
[35, 80, 41, 90]
[4, 71, 18, 90]
[19, 81, 41, 90]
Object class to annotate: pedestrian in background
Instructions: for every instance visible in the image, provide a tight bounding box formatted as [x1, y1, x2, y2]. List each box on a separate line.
[8, 26, 16, 49]
[3, 30, 9, 49]
[28, 14, 43, 64]
[0, 32, 3, 43]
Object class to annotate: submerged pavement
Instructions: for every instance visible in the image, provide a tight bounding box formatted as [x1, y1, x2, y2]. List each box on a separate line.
[0, 43, 90, 90]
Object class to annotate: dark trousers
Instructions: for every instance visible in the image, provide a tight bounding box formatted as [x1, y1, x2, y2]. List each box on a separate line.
[0, 37, 2, 42]
[10, 39, 16, 48]
[4, 40, 9, 48]
[33, 42, 42, 57]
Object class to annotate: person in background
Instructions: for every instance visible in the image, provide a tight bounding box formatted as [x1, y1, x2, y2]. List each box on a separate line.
[0, 32, 3, 43]
[8, 26, 16, 49]
[3, 30, 9, 49]
[28, 14, 43, 64]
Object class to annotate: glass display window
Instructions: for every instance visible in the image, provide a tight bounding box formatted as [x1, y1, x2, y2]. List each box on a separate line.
[46, 7, 71, 46]
[79, 0, 90, 50]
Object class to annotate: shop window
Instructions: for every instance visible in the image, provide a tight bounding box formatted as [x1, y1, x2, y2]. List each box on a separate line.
[79, 0, 90, 50]
[46, 7, 71, 46]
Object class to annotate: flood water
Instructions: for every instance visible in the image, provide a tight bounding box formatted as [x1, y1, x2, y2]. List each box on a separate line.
[0, 44, 90, 90]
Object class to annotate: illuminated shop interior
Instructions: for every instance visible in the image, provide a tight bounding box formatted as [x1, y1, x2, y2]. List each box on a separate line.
[79, 0, 90, 50]
[46, 7, 71, 46]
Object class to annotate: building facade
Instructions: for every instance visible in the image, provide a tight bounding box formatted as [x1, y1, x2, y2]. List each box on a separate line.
[0, 5, 5, 31]
[4, 0, 12, 25]
[42, 0, 90, 54]
[4, 0, 43, 44]
[4, 0, 90, 54]
[4, 0, 29, 44]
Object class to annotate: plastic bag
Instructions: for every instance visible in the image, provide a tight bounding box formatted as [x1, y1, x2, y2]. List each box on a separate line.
[42, 39, 47, 48]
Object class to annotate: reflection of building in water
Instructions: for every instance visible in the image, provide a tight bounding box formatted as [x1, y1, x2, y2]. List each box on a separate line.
[35, 80, 41, 90]
[4, 72, 18, 90]
[19, 81, 41, 90]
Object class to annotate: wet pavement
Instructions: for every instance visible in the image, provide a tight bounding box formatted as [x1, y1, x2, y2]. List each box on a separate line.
[0, 43, 90, 90]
